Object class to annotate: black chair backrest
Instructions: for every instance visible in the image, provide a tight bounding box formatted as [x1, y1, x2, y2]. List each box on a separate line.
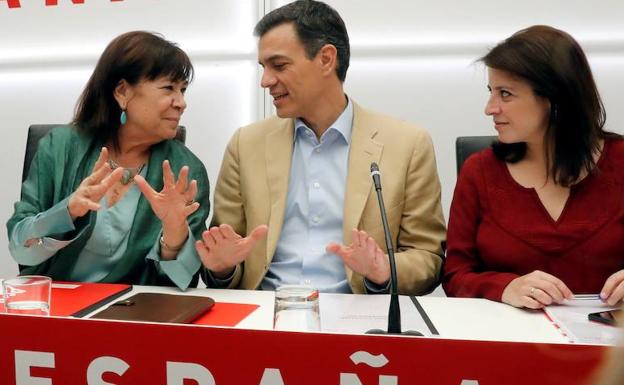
[455, 135, 497, 174]
[22, 125, 187, 182]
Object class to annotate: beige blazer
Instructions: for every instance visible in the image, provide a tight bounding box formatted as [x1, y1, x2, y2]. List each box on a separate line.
[211, 102, 446, 294]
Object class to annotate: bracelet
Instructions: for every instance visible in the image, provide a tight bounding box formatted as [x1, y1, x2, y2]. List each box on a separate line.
[159, 236, 184, 252]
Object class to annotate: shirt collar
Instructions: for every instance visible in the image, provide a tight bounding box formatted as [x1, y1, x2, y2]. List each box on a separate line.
[294, 96, 353, 144]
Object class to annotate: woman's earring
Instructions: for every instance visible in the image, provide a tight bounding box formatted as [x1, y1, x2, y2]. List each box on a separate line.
[120, 110, 127, 125]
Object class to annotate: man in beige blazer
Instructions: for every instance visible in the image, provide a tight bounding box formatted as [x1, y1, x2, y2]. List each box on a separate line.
[196, 0, 445, 295]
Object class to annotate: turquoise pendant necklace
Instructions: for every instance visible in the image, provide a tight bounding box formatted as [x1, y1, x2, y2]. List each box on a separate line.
[108, 159, 145, 185]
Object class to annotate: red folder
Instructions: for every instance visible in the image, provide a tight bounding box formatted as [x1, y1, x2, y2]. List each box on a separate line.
[50, 282, 132, 317]
[0, 281, 131, 317]
[192, 302, 260, 327]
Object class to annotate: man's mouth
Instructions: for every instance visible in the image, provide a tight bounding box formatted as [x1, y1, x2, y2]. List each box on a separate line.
[272, 93, 288, 101]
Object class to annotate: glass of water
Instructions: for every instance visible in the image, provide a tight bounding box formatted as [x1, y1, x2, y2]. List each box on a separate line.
[274, 284, 320, 332]
[2, 275, 51, 316]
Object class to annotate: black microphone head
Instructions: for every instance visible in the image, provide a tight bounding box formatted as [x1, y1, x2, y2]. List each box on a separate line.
[370, 162, 381, 188]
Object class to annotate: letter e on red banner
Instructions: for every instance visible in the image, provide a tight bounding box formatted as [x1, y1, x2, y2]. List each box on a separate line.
[0, 0, 21, 9]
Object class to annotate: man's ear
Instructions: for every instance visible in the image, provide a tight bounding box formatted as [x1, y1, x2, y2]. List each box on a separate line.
[317, 44, 338, 78]
[113, 79, 133, 109]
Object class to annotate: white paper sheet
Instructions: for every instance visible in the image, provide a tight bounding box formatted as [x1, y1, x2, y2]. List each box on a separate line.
[544, 297, 622, 345]
[319, 293, 435, 336]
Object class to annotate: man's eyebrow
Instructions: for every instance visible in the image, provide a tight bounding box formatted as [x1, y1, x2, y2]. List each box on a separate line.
[259, 54, 290, 65]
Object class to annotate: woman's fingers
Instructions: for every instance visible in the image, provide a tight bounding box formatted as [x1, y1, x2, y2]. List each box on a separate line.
[133, 174, 158, 204]
[87, 167, 124, 202]
[528, 287, 555, 306]
[536, 271, 573, 300]
[91, 147, 109, 174]
[600, 270, 624, 302]
[522, 296, 544, 309]
[175, 166, 190, 193]
[87, 159, 113, 186]
[183, 201, 200, 217]
[531, 280, 564, 304]
[184, 179, 198, 202]
[84, 199, 101, 212]
[101, 167, 124, 189]
[162, 160, 175, 187]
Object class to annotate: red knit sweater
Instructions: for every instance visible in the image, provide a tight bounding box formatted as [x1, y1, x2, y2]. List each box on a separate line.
[443, 139, 624, 301]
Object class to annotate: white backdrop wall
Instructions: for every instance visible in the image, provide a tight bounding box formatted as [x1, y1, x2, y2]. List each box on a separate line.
[1, 0, 623, 279]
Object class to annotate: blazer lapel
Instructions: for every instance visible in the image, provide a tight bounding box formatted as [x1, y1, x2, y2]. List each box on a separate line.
[265, 119, 295, 263]
[342, 104, 383, 286]
[343, 103, 383, 242]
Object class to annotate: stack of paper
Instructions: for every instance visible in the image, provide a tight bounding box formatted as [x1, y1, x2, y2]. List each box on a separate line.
[544, 297, 622, 345]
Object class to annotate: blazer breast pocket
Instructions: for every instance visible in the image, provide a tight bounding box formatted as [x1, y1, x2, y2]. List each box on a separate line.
[360, 200, 405, 238]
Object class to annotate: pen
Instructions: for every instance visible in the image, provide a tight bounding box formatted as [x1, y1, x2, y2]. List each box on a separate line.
[573, 294, 601, 300]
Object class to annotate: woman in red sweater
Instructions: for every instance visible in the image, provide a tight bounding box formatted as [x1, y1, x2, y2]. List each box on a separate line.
[443, 25, 624, 309]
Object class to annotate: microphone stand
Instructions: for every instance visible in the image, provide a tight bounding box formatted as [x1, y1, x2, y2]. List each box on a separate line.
[366, 162, 422, 336]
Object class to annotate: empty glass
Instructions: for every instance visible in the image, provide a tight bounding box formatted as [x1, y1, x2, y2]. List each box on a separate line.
[2, 275, 51, 316]
[274, 284, 320, 332]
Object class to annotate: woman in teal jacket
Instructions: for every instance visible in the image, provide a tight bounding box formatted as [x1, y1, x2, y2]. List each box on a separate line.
[7, 31, 209, 290]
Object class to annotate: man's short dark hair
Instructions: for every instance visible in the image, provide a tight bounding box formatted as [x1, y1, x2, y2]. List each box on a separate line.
[254, 0, 350, 82]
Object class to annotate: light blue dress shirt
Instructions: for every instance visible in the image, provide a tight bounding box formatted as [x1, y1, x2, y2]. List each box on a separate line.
[261, 98, 353, 293]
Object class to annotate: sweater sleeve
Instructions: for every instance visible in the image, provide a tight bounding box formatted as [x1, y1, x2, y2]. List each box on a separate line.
[9, 196, 90, 266]
[145, 227, 201, 291]
[7, 129, 90, 268]
[442, 153, 519, 301]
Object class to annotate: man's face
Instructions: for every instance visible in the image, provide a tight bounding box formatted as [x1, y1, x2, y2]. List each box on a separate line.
[258, 23, 324, 119]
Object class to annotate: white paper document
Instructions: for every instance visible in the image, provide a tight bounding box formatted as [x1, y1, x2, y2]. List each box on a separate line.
[544, 297, 622, 345]
[319, 293, 436, 336]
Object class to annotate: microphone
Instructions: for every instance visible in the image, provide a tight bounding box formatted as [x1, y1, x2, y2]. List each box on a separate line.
[366, 162, 422, 336]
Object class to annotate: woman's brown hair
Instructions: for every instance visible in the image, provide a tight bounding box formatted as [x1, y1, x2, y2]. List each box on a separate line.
[73, 31, 193, 149]
[481, 25, 617, 186]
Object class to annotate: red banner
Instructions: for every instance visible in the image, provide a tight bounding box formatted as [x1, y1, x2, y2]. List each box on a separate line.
[0, 314, 608, 385]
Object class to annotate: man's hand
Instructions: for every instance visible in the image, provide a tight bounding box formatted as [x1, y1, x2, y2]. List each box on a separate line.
[326, 229, 390, 285]
[195, 224, 268, 278]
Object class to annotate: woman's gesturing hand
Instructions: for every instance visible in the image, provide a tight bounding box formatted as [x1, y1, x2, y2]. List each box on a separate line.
[68, 147, 124, 221]
[134, 160, 199, 228]
[134, 160, 199, 258]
